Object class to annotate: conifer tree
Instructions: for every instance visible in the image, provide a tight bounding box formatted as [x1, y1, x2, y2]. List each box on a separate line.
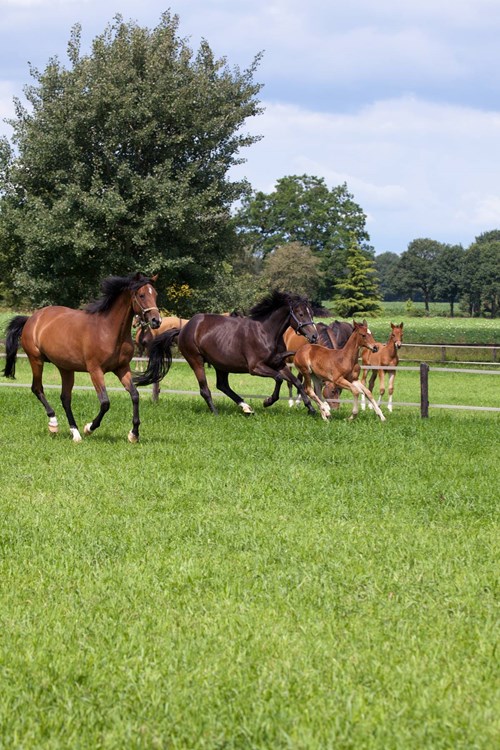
[332, 235, 382, 317]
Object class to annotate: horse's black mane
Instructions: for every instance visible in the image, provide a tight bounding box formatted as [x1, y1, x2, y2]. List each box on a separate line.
[85, 273, 153, 314]
[248, 290, 305, 321]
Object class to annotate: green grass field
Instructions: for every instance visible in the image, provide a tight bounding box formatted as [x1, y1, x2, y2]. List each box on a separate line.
[0, 309, 499, 748]
[0, 374, 499, 748]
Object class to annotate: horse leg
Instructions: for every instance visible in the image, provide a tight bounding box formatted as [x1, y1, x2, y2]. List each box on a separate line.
[116, 367, 141, 442]
[360, 368, 368, 410]
[350, 379, 386, 422]
[28, 357, 59, 434]
[250, 362, 316, 415]
[84, 369, 111, 436]
[387, 371, 396, 413]
[58, 368, 83, 442]
[187, 355, 218, 414]
[376, 369, 385, 408]
[215, 370, 254, 415]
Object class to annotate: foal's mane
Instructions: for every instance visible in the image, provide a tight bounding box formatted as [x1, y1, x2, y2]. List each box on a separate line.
[85, 273, 152, 315]
[248, 290, 304, 321]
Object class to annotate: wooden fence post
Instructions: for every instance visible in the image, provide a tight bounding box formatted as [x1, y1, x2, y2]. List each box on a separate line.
[420, 363, 429, 418]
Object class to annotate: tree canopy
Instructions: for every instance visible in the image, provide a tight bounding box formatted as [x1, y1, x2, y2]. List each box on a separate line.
[235, 174, 372, 297]
[0, 12, 262, 306]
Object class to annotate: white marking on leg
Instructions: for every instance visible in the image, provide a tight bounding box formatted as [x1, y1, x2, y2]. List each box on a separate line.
[84, 422, 93, 436]
[240, 402, 254, 414]
[48, 416, 59, 433]
[388, 395, 393, 412]
[361, 392, 366, 411]
[128, 430, 138, 443]
[319, 400, 331, 421]
[70, 428, 82, 443]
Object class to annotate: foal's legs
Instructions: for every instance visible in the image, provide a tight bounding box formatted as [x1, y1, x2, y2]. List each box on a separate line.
[116, 366, 141, 442]
[58, 367, 82, 442]
[336, 376, 385, 422]
[387, 371, 396, 412]
[28, 356, 59, 434]
[215, 370, 254, 414]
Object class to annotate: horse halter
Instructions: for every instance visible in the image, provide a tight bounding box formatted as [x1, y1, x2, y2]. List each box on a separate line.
[289, 303, 317, 336]
[132, 289, 161, 324]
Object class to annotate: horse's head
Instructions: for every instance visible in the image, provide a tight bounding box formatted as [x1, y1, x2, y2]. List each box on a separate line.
[132, 275, 162, 329]
[353, 319, 378, 352]
[289, 299, 318, 343]
[390, 322, 404, 349]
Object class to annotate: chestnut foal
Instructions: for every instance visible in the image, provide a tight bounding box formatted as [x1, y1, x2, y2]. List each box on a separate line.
[293, 320, 386, 422]
[360, 322, 404, 413]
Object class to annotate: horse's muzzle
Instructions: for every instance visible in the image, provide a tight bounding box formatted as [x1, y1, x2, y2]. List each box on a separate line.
[372, 345, 379, 352]
[150, 316, 161, 329]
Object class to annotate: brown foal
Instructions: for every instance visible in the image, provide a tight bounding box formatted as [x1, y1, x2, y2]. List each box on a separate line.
[293, 320, 386, 422]
[360, 322, 404, 413]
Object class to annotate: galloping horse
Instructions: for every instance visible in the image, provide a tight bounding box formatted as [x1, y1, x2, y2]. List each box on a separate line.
[293, 320, 386, 422]
[281, 320, 354, 407]
[135, 290, 319, 415]
[361, 322, 404, 412]
[3, 273, 161, 442]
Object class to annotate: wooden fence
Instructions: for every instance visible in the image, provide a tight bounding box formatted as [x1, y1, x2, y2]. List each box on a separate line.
[2, 351, 498, 418]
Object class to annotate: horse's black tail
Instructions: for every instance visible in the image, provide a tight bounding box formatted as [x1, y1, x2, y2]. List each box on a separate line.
[3, 315, 29, 378]
[133, 328, 179, 386]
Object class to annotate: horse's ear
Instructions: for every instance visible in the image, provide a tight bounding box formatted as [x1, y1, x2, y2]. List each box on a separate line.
[390, 322, 395, 329]
[362, 318, 367, 326]
[151, 274, 158, 282]
[400, 321, 404, 328]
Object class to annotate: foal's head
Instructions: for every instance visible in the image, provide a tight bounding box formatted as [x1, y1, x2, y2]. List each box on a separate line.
[390, 322, 404, 349]
[353, 320, 378, 352]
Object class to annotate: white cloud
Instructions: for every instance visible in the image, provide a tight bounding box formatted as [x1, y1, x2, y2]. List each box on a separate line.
[233, 96, 500, 252]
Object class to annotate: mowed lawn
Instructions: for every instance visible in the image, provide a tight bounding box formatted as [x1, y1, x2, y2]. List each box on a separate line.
[0, 375, 498, 748]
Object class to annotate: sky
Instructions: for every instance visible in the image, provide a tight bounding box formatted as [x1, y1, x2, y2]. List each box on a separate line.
[1, 0, 500, 255]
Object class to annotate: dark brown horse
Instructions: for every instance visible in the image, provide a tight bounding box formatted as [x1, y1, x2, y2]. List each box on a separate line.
[293, 320, 386, 422]
[3, 273, 161, 442]
[135, 290, 319, 415]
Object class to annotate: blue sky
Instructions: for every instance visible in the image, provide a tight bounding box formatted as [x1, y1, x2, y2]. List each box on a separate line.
[1, 0, 500, 254]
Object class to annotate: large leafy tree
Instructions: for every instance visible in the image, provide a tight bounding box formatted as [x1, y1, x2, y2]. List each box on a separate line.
[434, 244, 464, 317]
[235, 174, 371, 297]
[462, 232, 500, 317]
[0, 12, 262, 306]
[374, 251, 401, 301]
[259, 241, 322, 301]
[396, 238, 443, 311]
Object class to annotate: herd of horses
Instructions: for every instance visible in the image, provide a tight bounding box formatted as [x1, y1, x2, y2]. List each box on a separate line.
[2, 273, 404, 442]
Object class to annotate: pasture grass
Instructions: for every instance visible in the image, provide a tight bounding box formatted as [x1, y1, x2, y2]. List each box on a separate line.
[0, 386, 498, 749]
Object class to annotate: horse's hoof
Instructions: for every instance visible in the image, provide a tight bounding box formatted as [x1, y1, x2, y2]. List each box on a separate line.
[84, 423, 93, 436]
[128, 430, 139, 443]
[70, 428, 82, 443]
[263, 398, 273, 408]
[240, 402, 254, 415]
[48, 417, 58, 433]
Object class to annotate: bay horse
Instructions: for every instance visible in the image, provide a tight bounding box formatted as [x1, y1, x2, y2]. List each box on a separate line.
[361, 322, 404, 413]
[282, 320, 354, 407]
[293, 320, 386, 422]
[134, 315, 189, 360]
[3, 273, 161, 442]
[135, 290, 319, 415]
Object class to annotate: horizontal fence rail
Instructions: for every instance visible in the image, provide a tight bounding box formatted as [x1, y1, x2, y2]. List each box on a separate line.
[1, 350, 499, 417]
